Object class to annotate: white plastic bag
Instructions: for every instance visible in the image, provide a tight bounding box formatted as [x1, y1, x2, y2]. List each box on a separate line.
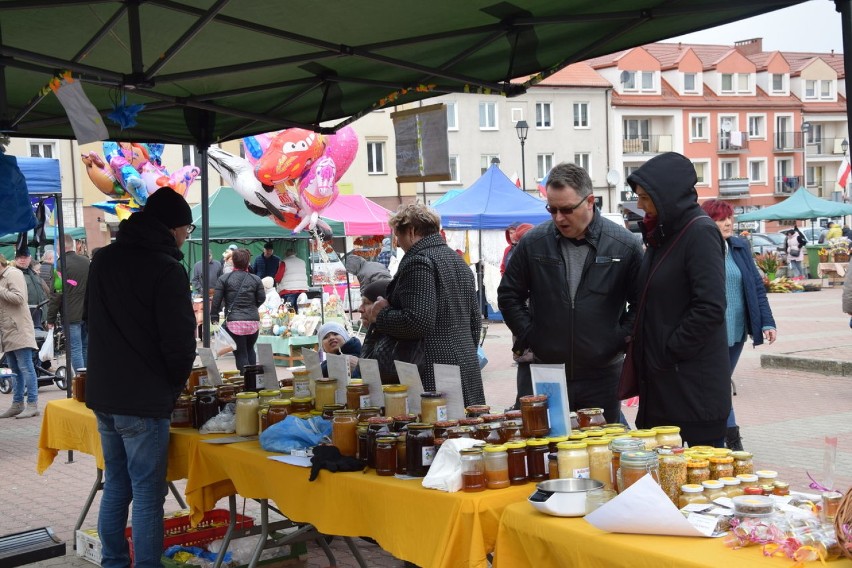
[38, 330, 54, 362]
[211, 324, 236, 358]
[422, 438, 479, 493]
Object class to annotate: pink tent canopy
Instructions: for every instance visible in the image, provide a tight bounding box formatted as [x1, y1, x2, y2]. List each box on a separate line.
[323, 194, 391, 236]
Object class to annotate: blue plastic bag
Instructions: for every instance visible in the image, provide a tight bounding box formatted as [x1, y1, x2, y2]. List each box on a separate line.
[259, 415, 332, 453]
[478, 346, 488, 370]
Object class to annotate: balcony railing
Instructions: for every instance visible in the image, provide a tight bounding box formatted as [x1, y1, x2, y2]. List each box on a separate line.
[718, 131, 749, 152]
[804, 137, 849, 157]
[718, 178, 750, 197]
[774, 176, 799, 195]
[622, 134, 674, 154]
[774, 132, 804, 152]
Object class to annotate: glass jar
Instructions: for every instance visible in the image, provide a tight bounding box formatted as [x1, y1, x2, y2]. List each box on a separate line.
[547, 435, 570, 454]
[658, 452, 687, 506]
[258, 389, 280, 407]
[736, 473, 759, 490]
[433, 420, 459, 440]
[392, 414, 417, 432]
[678, 484, 709, 508]
[72, 368, 87, 403]
[235, 392, 259, 437]
[481, 413, 505, 424]
[314, 378, 338, 411]
[193, 387, 219, 429]
[474, 423, 502, 445]
[331, 410, 358, 457]
[630, 429, 659, 451]
[701, 480, 725, 502]
[170, 394, 192, 428]
[465, 405, 490, 418]
[548, 454, 560, 480]
[720, 476, 744, 498]
[505, 409, 522, 421]
[616, 450, 660, 493]
[755, 470, 778, 484]
[505, 440, 527, 485]
[483, 445, 511, 489]
[356, 406, 382, 421]
[586, 438, 614, 490]
[569, 412, 579, 431]
[686, 459, 711, 485]
[501, 420, 523, 443]
[556, 441, 589, 479]
[279, 386, 294, 401]
[709, 456, 734, 480]
[405, 423, 436, 477]
[291, 369, 312, 399]
[375, 436, 398, 476]
[731, 451, 754, 476]
[322, 404, 345, 420]
[449, 426, 474, 439]
[242, 364, 265, 392]
[525, 438, 550, 481]
[382, 384, 409, 418]
[186, 365, 207, 393]
[278, 375, 293, 388]
[266, 399, 291, 427]
[258, 407, 269, 433]
[576, 407, 606, 429]
[610, 438, 645, 493]
[396, 434, 407, 475]
[356, 421, 370, 463]
[366, 417, 393, 469]
[743, 486, 764, 496]
[216, 384, 236, 409]
[347, 380, 371, 410]
[289, 397, 313, 417]
[519, 395, 550, 438]
[653, 426, 683, 448]
[420, 392, 448, 424]
[772, 481, 790, 497]
[459, 417, 484, 428]
[460, 447, 486, 492]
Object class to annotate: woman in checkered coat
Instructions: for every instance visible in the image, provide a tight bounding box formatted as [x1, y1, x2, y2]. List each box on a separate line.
[368, 204, 485, 406]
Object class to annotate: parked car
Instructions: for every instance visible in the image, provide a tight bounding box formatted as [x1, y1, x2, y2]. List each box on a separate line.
[751, 232, 786, 263]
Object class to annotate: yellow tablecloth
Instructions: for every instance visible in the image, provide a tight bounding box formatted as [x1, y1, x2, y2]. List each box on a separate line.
[184, 438, 531, 568]
[493, 501, 852, 568]
[37, 398, 213, 480]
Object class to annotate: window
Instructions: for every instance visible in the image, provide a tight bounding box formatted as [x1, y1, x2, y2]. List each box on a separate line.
[573, 103, 589, 128]
[574, 152, 590, 171]
[446, 155, 460, 184]
[537, 154, 554, 180]
[641, 72, 654, 90]
[622, 71, 636, 90]
[446, 101, 458, 130]
[622, 71, 655, 92]
[720, 160, 739, 179]
[690, 115, 708, 140]
[806, 124, 823, 144]
[481, 154, 499, 175]
[366, 141, 385, 174]
[479, 102, 497, 129]
[721, 73, 751, 94]
[535, 103, 552, 128]
[820, 80, 832, 99]
[748, 159, 766, 183]
[692, 161, 709, 185]
[804, 80, 833, 101]
[805, 80, 816, 98]
[29, 141, 55, 158]
[721, 74, 733, 93]
[738, 74, 750, 91]
[748, 115, 765, 139]
[684, 73, 696, 93]
[771, 73, 784, 93]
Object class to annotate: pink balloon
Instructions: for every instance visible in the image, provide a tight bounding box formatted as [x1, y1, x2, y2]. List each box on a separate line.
[323, 126, 359, 182]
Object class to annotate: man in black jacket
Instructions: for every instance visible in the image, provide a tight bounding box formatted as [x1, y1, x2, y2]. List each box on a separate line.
[498, 163, 643, 423]
[47, 234, 90, 374]
[85, 188, 197, 568]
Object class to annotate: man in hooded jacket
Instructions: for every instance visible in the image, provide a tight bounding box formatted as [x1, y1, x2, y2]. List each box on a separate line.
[628, 152, 731, 447]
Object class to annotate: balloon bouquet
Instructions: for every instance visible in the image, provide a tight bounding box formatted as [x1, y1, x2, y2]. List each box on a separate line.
[206, 126, 358, 238]
[83, 141, 201, 219]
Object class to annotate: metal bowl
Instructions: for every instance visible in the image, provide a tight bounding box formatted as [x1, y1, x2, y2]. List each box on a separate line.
[528, 478, 605, 517]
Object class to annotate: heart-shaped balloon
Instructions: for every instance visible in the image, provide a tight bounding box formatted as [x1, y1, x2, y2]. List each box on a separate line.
[323, 126, 359, 181]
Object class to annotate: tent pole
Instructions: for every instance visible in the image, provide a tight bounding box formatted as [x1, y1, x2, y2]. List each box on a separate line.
[344, 240, 354, 323]
[200, 145, 211, 348]
[55, 191, 74, 464]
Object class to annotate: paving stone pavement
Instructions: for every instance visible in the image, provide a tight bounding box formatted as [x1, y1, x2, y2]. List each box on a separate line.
[2, 287, 851, 567]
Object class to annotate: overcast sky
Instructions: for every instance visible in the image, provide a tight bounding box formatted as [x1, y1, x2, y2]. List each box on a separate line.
[664, 0, 844, 53]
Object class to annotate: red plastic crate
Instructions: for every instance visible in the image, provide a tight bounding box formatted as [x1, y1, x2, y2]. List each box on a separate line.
[127, 509, 253, 564]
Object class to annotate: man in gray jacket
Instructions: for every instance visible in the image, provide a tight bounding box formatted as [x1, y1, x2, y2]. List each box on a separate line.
[498, 163, 643, 423]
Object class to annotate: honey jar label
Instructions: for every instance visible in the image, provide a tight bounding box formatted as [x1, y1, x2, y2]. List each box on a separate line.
[359, 394, 371, 408]
[294, 379, 311, 398]
[572, 467, 590, 478]
[436, 405, 448, 422]
[422, 446, 436, 466]
[199, 374, 209, 386]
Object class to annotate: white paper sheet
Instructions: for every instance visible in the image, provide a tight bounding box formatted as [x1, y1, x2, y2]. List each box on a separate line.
[301, 348, 322, 397]
[324, 353, 350, 406]
[358, 358, 383, 409]
[197, 348, 223, 386]
[268, 455, 312, 468]
[584, 474, 712, 537]
[531, 364, 570, 436]
[255, 342, 278, 390]
[395, 361, 424, 417]
[433, 364, 465, 420]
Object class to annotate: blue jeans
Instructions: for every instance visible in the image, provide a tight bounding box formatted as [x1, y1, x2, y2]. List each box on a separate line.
[94, 412, 170, 568]
[727, 341, 745, 428]
[7, 348, 38, 404]
[789, 260, 804, 278]
[67, 321, 88, 373]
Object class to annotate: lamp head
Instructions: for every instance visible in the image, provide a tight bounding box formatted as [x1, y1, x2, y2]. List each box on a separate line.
[842, 138, 849, 153]
[515, 120, 529, 142]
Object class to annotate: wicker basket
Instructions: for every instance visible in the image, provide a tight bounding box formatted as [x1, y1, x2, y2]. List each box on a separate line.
[835, 488, 852, 560]
[834, 253, 850, 263]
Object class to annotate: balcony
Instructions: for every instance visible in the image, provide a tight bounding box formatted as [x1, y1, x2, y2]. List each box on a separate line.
[805, 137, 849, 157]
[718, 131, 749, 153]
[622, 134, 673, 155]
[718, 178, 750, 197]
[774, 132, 804, 152]
[774, 176, 800, 195]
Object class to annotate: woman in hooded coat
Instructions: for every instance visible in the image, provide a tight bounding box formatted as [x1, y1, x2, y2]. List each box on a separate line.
[628, 152, 731, 447]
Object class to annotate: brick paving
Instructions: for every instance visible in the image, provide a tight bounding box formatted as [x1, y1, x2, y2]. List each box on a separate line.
[2, 287, 851, 566]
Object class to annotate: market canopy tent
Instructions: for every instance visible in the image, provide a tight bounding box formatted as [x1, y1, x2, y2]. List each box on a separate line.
[737, 187, 852, 221]
[432, 189, 464, 207]
[322, 194, 392, 236]
[435, 164, 551, 229]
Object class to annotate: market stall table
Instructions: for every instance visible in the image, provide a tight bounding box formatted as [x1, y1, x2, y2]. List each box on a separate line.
[817, 262, 848, 285]
[255, 335, 318, 367]
[184, 438, 531, 568]
[492, 501, 852, 568]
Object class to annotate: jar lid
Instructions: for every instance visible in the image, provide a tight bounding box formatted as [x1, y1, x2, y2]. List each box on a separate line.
[481, 413, 506, 421]
[585, 438, 611, 446]
[269, 399, 291, 406]
[420, 391, 446, 398]
[548, 453, 558, 461]
[709, 456, 733, 464]
[546, 435, 569, 443]
[279, 387, 294, 394]
[349, 379, 364, 385]
[434, 420, 459, 428]
[736, 474, 758, 482]
[719, 476, 740, 486]
[584, 429, 606, 438]
[686, 459, 710, 468]
[505, 440, 527, 449]
[630, 429, 657, 438]
[712, 448, 732, 457]
[773, 481, 789, 489]
[755, 470, 778, 479]
[610, 438, 644, 451]
[483, 444, 507, 453]
[460, 447, 483, 455]
[392, 414, 417, 421]
[681, 483, 704, 493]
[604, 426, 627, 434]
[731, 451, 753, 460]
[689, 445, 715, 452]
[291, 369, 310, 376]
[316, 378, 337, 384]
[519, 394, 547, 403]
[743, 486, 764, 495]
[382, 384, 408, 393]
[557, 441, 588, 450]
[619, 450, 658, 466]
[459, 417, 484, 425]
[568, 432, 588, 440]
[236, 392, 258, 399]
[652, 426, 681, 434]
[291, 397, 312, 403]
[525, 438, 550, 447]
[258, 389, 280, 397]
[376, 436, 397, 443]
[367, 416, 393, 424]
[577, 407, 603, 414]
[701, 480, 724, 489]
[407, 422, 434, 430]
[465, 405, 491, 412]
[332, 409, 356, 416]
[310, 410, 322, 416]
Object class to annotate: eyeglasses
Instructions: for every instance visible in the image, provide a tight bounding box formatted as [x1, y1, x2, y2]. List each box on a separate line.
[545, 197, 590, 216]
[186, 224, 196, 235]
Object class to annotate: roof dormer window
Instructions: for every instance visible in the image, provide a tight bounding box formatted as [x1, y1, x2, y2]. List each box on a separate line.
[720, 72, 752, 94]
[622, 70, 655, 93]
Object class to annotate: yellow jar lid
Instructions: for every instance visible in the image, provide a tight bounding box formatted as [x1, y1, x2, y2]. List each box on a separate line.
[712, 448, 732, 457]
[236, 392, 258, 399]
[483, 444, 507, 453]
[630, 429, 657, 438]
[382, 384, 408, 392]
[349, 379, 364, 385]
[585, 438, 611, 446]
[584, 429, 606, 438]
[505, 440, 527, 449]
[607, 433, 631, 440]
[291, 397, 313, 403]
[690, 445, 715, 452]
[690, 451, 715, 460]
[686, 459, 710, 468]
[604, 426, 626, 434]
[310, 410, 322, 416]
[526, 438, 550, 447]
[316, 378, 337, 384]
[709, 456, 733, 463]
[269, 399, 291, 406]
[547, 435, 569, 443]
[556, 441, 588, 450]
[652, 426, 681, 434]
[731, 451, 753, 460]
[258, 389, 280, 397]
[568, 432, 588, 440]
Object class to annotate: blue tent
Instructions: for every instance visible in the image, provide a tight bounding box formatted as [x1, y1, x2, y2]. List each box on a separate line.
[17, 157, 61, 194]
[432, 188, 464, 206]
[434, 165, 550, 229]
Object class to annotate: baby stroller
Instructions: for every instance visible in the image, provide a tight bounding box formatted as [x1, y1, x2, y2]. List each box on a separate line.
[0, 303, 68, 394]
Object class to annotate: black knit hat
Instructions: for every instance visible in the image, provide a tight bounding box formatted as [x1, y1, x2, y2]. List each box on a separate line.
[143, 188, 193, 229]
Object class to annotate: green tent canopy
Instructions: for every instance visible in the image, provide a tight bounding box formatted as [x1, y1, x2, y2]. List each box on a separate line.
[737, 188, 852, 221]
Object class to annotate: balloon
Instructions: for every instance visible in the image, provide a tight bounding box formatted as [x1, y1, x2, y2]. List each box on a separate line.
[254, 128, 325, 187]
[242, 131, 280, 166]
[291, 156, 339, 234]
[207, 147, 288, 218]
[323, 126, 359, 181]
[81, 151, 124, 197]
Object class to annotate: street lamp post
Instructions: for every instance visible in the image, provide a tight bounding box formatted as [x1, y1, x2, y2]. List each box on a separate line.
[515, 120, 529, 192]
[802, 121, 811, 193]
[842, 138, 849, 226]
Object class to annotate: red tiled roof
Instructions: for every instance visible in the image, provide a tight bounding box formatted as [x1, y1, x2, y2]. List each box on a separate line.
[533, 62, 611, 88]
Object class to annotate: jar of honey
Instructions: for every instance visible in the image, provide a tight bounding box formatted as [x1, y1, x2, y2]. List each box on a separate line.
[483, 445, 511, 489]
[616, 450, 659, 493]
[331, 410, 358, 457]
[382, 384, 409, 418]
[322, 404, 344, 420]
[71, 368, 87, 403]
[279, 386, 294, 401]
[548, 453, 560, 480]
[420, 392, 448, 424]
[525, 438, 550, 481]
[356, 422, 370, 463]
[587, 438, 614, 491]
[519, 395, 549, 438]
[652, 426, 683, 448]
[609, 437, 644, 492]
[266, 399, 291, 427]
[291, 369, 312, 399]
[392, 414, 417, 432]
[289, 396, 313, 417]
[576, 408, 606, 429]
[720, 476, 744, 498]
[709, 456, 734, 480]
[501, 420, 523, 443]
[460, 447, 486, 492]
[701, 479, 725, 502]
[258, 389, 280, 407]
[314, 378, 338, 411]
[216, 384, 236, 409]
[375, 436, 398, 476]
[629, 429, 659, 451]
[396, 434, 407, 475]
[679, 484, 709, 508]
[356, 407, 382, 421]
[235, 392, 259, 437]
[186, 365, 207, 394]
[465, 405, 490, 418]
[505, 440, 527, 485]
[433, 420, 459, 440]
[170, 394, 192, 428]
[481, 413, 505, 424]
[346, 380, 371, 410]
[193, 387, 219, 429]
[504, 409, 522, 421]
[405, 423, 436, 477]
[556, 441, 590, 479]
[366, 416, 394, 468]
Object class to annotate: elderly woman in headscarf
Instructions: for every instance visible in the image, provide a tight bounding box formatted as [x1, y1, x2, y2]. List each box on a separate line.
[357, 279, 395, 382]
[318, 321, 362, 379]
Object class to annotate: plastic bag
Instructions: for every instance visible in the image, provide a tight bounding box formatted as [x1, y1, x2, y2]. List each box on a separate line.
[38, 330, 54, 362]
[211, 325, 236, 358]
[259, 415, 331, 453]
[199, 404, 236, 434]
[422, 438, 479, 493]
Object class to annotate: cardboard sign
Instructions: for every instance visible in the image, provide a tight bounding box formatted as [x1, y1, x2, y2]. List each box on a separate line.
[432, 363, 465, 420]
[531, 364, 571, 437]
[255, 342, 278, 390]
[197, 348, 223, 386]
[325, 353, 350, 404]
[395, 361, 424, 417]
[358, 359, 383, 410]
